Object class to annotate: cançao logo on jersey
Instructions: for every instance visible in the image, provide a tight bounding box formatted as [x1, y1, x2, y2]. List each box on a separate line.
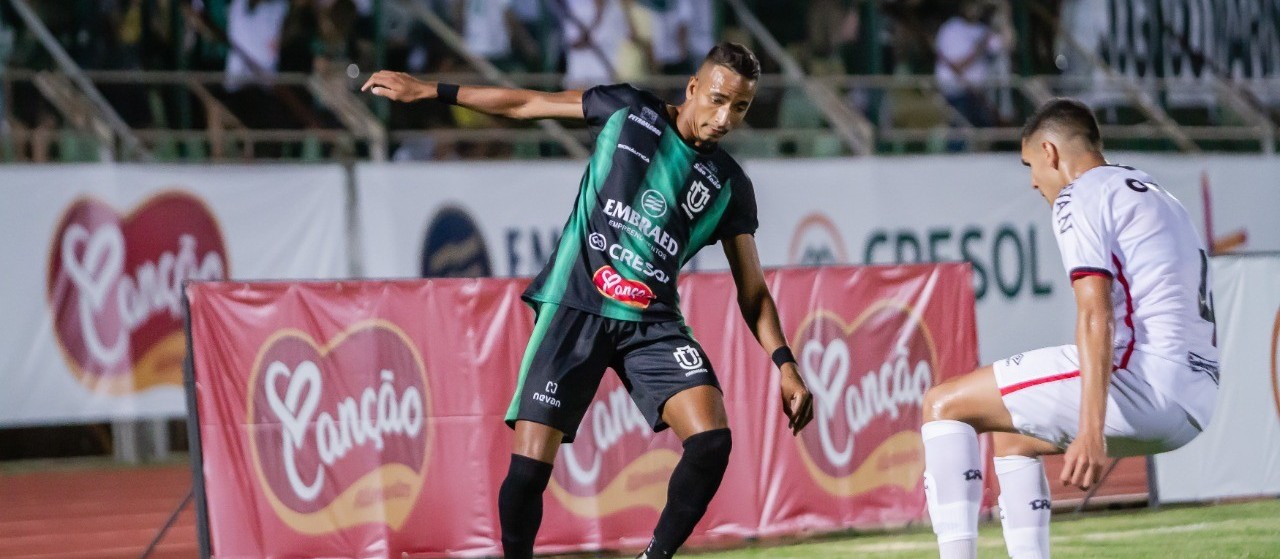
[46, 192, 227, 394]
[593, 266, 656, 309]
[788, 212, 849, 266]
[548, 375, 682, 517]
[247, 321, 431, 534]
[793, 301, 938, 496]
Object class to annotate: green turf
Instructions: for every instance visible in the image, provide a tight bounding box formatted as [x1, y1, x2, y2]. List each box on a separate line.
[689, 500, 1280, 559]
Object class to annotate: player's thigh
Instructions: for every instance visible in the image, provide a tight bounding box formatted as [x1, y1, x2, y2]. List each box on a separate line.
[616, 320, 724, 439]
[661, 385, 729, 441]
[922, 364, 1016, 433]
[506, 304, 614, 445]
[995, 345, 1201, 456]
[512, 420, 565, 463]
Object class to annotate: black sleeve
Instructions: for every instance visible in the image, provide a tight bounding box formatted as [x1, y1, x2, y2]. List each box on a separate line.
[581, 83, 641, 139]
[715, 172, 759, 242]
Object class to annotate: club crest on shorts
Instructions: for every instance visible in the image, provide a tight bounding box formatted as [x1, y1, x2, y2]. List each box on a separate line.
[673, 345, 707, 375]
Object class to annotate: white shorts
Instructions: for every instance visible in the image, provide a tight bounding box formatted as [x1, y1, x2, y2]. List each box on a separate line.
[993, 345, 1205, 457]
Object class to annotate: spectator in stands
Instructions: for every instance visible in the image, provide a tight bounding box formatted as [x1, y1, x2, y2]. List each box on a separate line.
[557, 0, 639, 89]
[457, 0, 538, 72]
[934, 0, 1011, 132]
[649, 0, 695, 76]
[224, 0, 289, 92]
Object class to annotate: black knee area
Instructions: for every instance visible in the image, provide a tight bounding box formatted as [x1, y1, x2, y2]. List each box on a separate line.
[499, 454, 553, 559]
[647, 428, 732, 558]
[680, 427, 732, 472]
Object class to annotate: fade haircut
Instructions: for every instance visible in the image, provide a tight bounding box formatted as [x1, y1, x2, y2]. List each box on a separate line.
[702, 42, 761, 81]
[1021, 98, 1103, 151]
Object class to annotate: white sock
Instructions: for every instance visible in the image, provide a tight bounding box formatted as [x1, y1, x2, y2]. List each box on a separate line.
[922, 420, 983, 559]
[995, 455, 1052, 559]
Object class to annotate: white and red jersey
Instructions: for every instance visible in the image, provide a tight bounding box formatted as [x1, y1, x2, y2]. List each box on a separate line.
[1051, 164, 1220, 426]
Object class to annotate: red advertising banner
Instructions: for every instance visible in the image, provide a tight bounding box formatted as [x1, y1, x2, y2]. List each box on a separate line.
[185, 264, 978, 558]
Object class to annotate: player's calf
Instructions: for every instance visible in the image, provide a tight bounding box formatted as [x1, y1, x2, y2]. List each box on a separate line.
[498, 453, 554, 559]
[641, 427, 732, 559]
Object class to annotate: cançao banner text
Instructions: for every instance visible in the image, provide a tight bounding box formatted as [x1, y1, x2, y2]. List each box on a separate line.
[185, 264, 979, 558]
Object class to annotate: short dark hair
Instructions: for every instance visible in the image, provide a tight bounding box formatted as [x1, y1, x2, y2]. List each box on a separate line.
[702, 42, 761, 81]
[1021, 98, 1102, 151]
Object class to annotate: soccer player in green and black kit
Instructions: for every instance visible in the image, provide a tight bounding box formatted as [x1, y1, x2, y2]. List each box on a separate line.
[363, 43, 813, 559]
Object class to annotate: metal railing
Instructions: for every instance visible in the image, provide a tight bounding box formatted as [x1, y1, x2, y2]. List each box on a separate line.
[3, 68, 1277, 162]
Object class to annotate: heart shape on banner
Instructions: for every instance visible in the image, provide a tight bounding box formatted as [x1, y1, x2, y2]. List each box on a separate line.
[792, 301, 939, 497]
[46, 191, 227, 394]
[247, 320, 432, 535]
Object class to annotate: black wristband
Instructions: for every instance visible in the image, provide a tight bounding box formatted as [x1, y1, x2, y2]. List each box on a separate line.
[436, 82, 460, 105]
[771, 346, 797, 368]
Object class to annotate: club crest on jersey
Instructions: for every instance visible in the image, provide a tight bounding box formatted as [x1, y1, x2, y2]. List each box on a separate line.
[593, 266, 655, 309]
[681, 181, 711, 219]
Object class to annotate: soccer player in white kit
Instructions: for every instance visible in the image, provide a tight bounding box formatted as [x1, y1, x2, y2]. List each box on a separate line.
[919, 98, 1221, 559]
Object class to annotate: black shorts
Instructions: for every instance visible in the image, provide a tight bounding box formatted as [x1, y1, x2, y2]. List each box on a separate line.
[504, 303, 720, 443]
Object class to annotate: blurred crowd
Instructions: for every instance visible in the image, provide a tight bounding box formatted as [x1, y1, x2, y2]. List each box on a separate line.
[0, 0, 1069, 159]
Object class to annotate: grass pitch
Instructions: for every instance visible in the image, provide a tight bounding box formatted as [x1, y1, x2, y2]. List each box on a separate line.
[694, 499, 1280, 558]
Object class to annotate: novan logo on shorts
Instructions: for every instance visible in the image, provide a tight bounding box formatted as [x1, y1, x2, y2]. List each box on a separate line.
[592, 265, 655, 309]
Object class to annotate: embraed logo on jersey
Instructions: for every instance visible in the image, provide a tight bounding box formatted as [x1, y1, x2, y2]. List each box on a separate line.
[247, 321, 431, 534]
[793, 301, 938, 496]
[46, 192, 227, 394]
[593, 266, 655, 309]
[640, 190, 668, 218]
[603, 198, 680, 257]
[547, 375, 683, 517]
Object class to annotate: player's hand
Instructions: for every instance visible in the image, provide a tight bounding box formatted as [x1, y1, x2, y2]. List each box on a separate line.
[1060, 430, 1108, 490]
[361, 71, 431, 103]
[779, 363, 813, 436]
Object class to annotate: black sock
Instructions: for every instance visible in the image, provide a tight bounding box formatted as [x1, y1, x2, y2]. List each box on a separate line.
[498, 454, 553, 559]
[646, 428, 732, 558]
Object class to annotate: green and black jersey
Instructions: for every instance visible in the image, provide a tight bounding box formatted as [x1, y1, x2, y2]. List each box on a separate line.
[522, 84, 758, 322]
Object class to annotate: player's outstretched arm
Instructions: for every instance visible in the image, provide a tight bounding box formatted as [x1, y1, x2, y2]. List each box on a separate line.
[1061, 274, 1115, 490]
[361, 71, 585, 121]
[723, 233, 814, 436]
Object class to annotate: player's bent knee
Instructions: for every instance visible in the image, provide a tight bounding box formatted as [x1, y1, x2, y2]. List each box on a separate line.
[681, 427, 732, 471]
[922, 382, 962, 423]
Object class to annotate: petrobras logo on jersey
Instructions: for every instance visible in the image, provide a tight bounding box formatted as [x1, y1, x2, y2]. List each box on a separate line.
[681, 181, 711, 219]
[628, 112, 662, 136]
[693, 161, 722, 190]
[792, 302, 938, 497]
[603, 198, 680, 257]
[46, 191, 228, 395]
[592, 266, 656, 309]
[789, 212, 849, 266]
[547, 375, 683, 518]
[247, 320, 431, 534]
